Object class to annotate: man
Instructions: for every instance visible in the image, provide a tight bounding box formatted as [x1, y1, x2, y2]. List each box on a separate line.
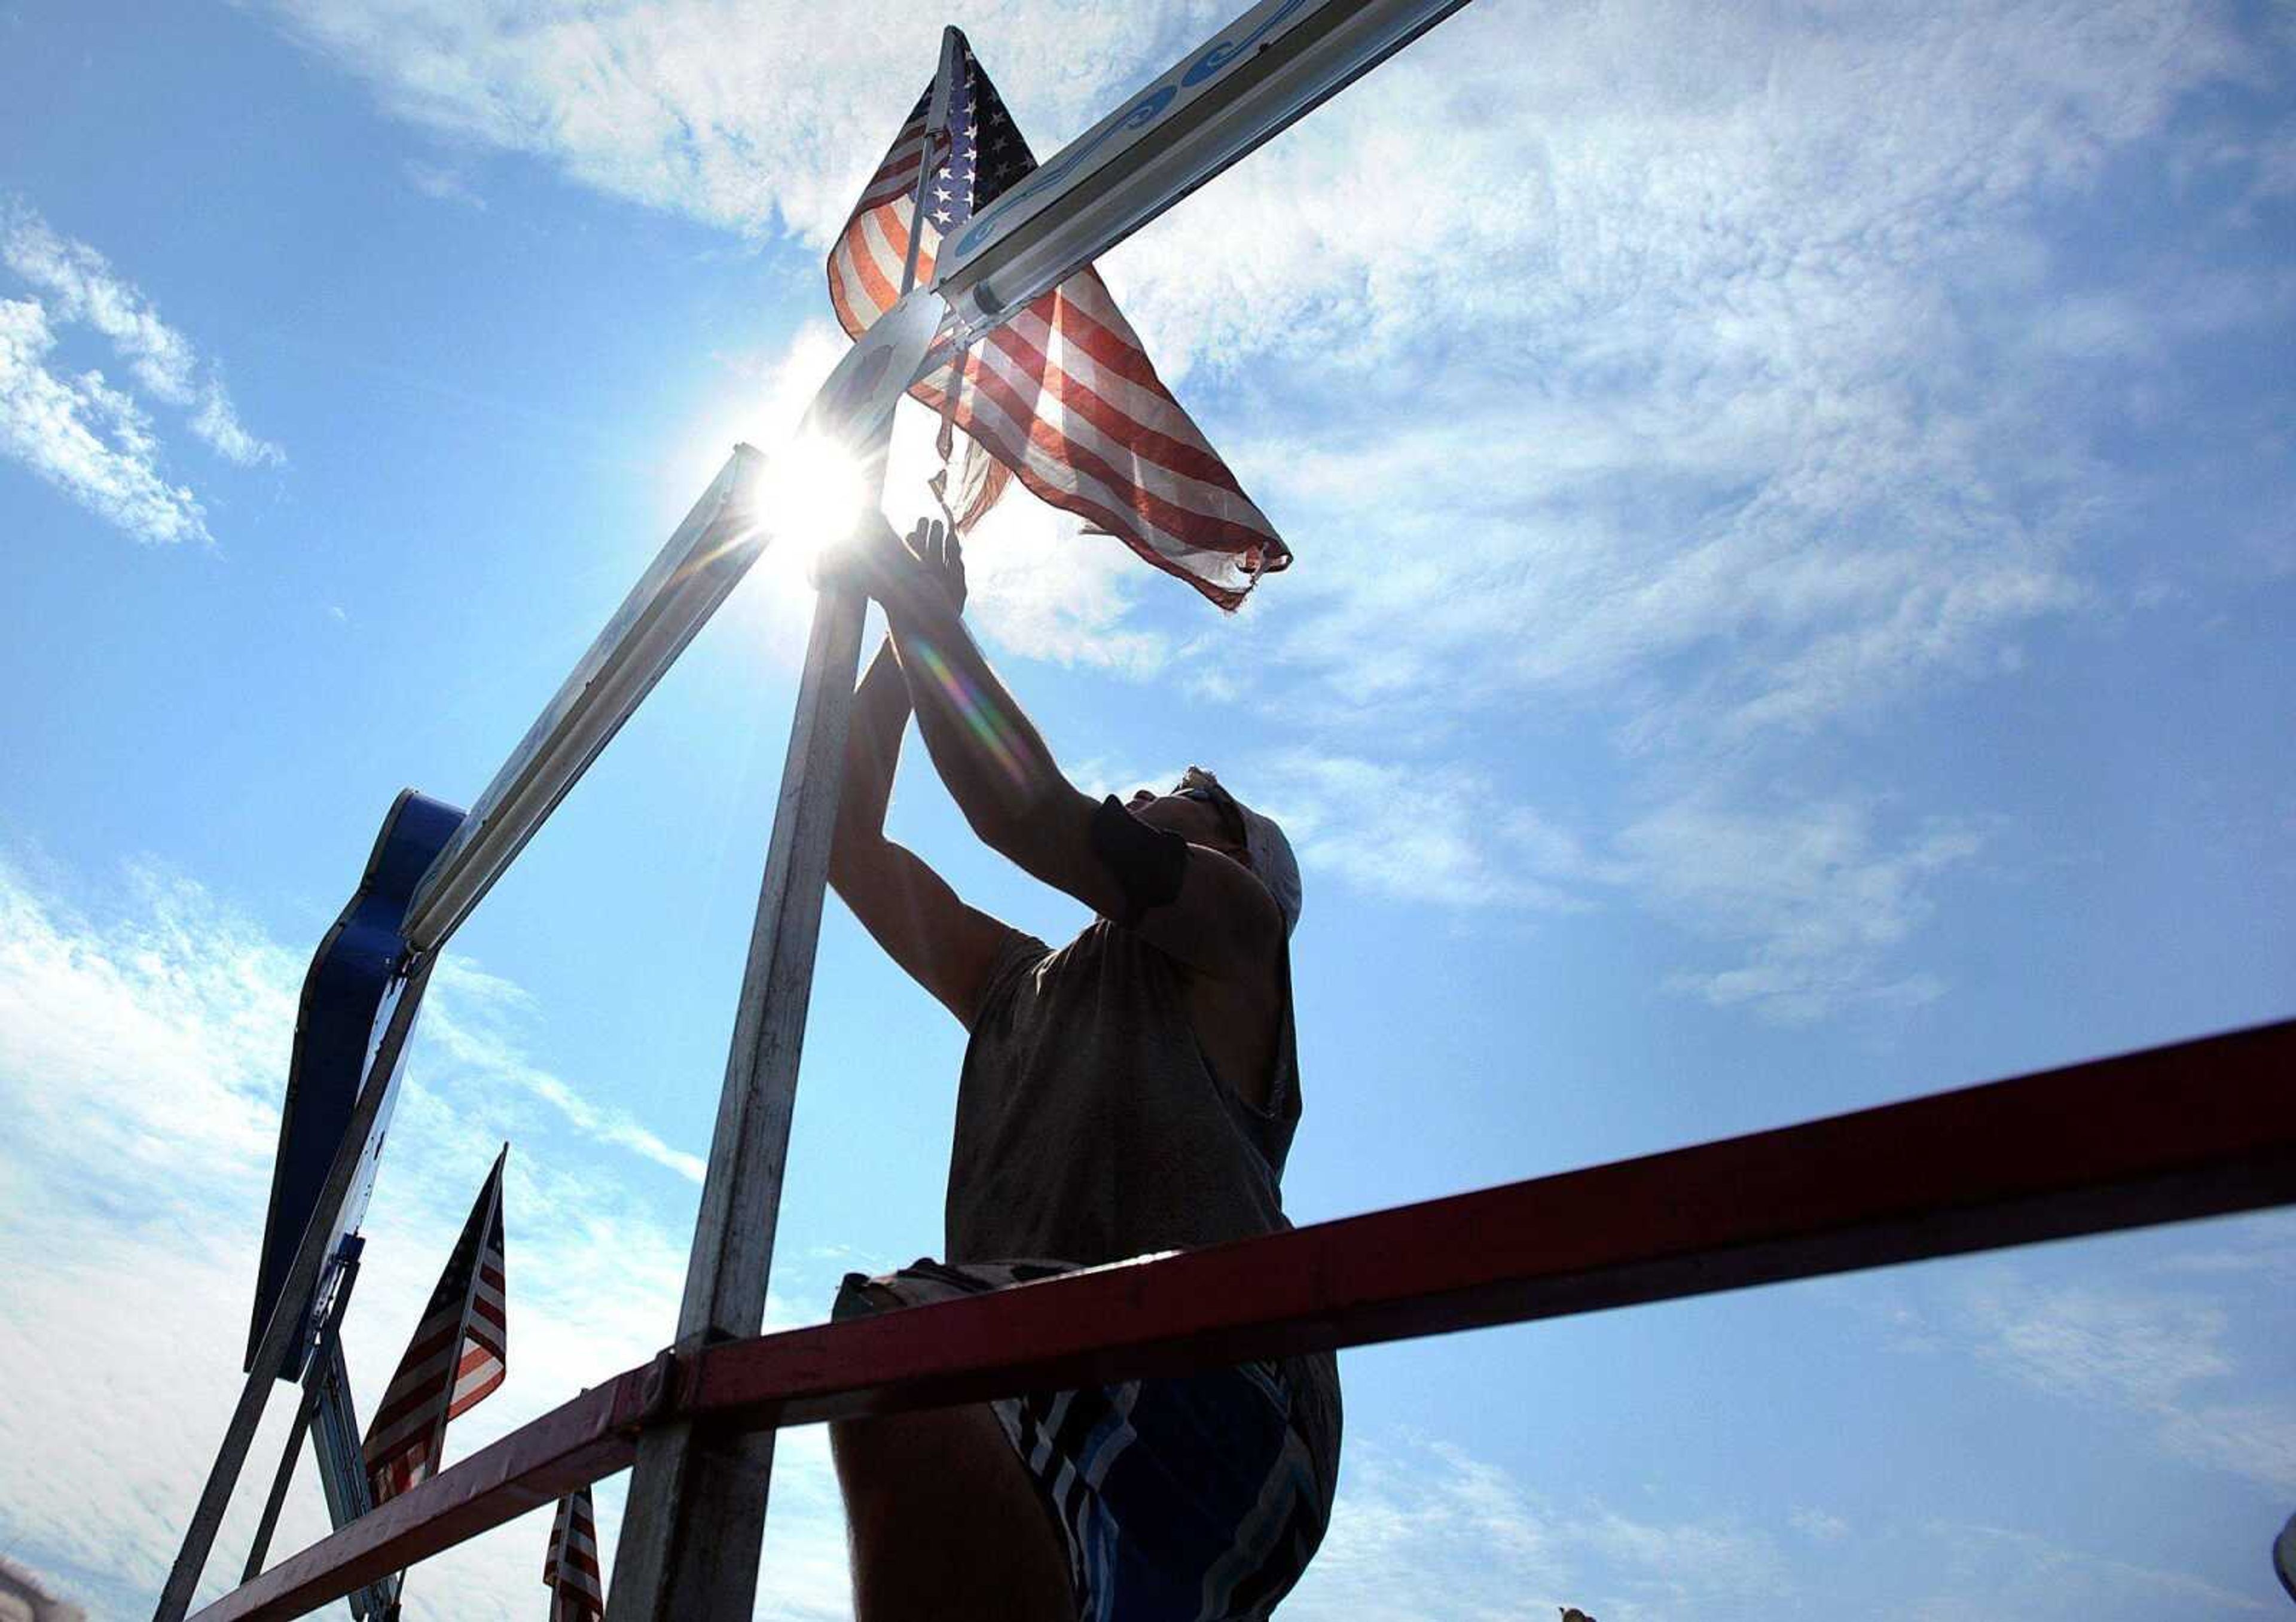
[822, 516, 1340, 1621]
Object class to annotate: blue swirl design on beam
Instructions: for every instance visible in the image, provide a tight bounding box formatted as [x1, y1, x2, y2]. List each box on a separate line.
[948, 0, 1311, 263]
[1182, 0, 1309, 87]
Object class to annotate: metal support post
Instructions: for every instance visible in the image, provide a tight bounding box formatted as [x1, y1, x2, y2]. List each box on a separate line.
[607, 30, 958, 1615]
[603, 582, 869, 1614]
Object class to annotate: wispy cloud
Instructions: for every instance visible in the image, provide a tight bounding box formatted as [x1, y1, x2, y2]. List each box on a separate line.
[0, 850, 845, 1618]
[2, 200, 282, 468]
[1252, 752, 1982, 1021]
[1967, 1276, 2296, 1493]
[1259, 750, 1603, 914]
[237, 0, 2293, 1038]
[957, 501, 1176, 676]
[1, 201, 282, 545]
[1616, 795, 1986, 1023]
[1789, 1506, 1851, 1542]
[0, 296, 211, 544]
[404, 158, 487, 211]
[1907, 1520, 2274, 1618]
[1288, 1433, 1787, 1622]
[424, 956, 707, 1182]
[1156, 0, 2262, 745]
[255, 1, 1192, 245]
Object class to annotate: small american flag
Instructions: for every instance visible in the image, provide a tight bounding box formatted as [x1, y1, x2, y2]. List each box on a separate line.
[543, 1484, 606, 1619]
[828, 29, 1292, 611]
[361, 1147, 509, 1503]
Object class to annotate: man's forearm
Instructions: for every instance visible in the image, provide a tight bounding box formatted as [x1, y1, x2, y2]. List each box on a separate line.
[880, 599, 1074, 853]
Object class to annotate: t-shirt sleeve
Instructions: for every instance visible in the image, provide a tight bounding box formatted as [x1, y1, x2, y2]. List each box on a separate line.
[969, 928, 1052, 1030]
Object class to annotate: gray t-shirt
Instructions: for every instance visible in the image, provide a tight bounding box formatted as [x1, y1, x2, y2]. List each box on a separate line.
[947, 918, 1341, 1500]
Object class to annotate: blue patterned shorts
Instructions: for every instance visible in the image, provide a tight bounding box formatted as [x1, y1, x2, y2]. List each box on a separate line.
[834, 1259, 1332, 1621]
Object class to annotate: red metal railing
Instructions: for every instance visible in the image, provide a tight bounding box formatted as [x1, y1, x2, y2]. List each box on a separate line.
[196, 1017, 2296, 1621]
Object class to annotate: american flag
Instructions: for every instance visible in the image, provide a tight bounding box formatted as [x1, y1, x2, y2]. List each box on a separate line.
[361, 1147, 509, 1503]
[828, 29, 1292, 611]
[542, 1484, 606, 1619]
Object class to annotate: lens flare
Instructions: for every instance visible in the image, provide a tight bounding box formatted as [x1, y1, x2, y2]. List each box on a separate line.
[912, 638, 1031, 791]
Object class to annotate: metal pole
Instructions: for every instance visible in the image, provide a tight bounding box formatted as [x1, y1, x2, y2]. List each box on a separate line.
[155, 960, 438, 1622]
[607, 32, 961, 1616]
[240, 1249, 365, 1583]
[599, 584, 866, 1614]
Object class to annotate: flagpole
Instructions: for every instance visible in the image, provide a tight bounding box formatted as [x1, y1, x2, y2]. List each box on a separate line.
[377, 1146, 505, 1614]
[607, 28, 962, 1620]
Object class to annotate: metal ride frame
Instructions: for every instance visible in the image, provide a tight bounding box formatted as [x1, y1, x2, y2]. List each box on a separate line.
[194, 1020, 2296, 1620]
[157, 2, 2296, 1617]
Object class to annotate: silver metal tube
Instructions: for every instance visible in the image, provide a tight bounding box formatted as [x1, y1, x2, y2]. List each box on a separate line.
[401, 446, 766, 955]
[605, 29, 961, 1618]
[935, 0, 1477, 343]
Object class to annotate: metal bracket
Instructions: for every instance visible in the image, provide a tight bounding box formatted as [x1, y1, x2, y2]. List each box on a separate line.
[635, 1348, 681, 1431]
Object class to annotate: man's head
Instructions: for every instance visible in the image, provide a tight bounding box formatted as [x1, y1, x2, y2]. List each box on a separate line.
[1126, 767, 1303, 938]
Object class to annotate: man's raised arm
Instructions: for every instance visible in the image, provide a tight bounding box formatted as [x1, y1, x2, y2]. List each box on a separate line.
[838, 519, 1280, 984]
[826, 524, 1013, 1029]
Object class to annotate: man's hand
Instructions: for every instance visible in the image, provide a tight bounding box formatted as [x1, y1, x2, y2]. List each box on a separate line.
[824, 516, 966, 621]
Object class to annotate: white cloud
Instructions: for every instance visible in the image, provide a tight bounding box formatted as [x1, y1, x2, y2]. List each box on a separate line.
[1088, 0, 2273, 751]
[254, 1, 1198, 245]
[423, 956, 707, 1182]
[1259, 751, 1601, 914]
[1616, 796, 1986, 1023]
[239, 0, 2291, 751]
[1249, 754, 1981, 1020]
[2, 201, 282, 469]
[1789, 1506, 1850, 1542]
[1287, 1434, 1787, 1622]
[0, 297, 210, 544]
[404, 158, 488, 210]
[958, 501, 1176, 676]
[229, 0, 2296, 1041]
[0, 850, 851, 1620]
[1967, 1278, 2296, 1493]
[1909, 1520, 2274, 1618]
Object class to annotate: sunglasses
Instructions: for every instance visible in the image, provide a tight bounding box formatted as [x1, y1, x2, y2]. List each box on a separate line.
[1173, 782, 1247, 847]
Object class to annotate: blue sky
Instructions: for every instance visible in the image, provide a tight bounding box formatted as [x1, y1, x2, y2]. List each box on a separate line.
[1, 0, 2291, 1617]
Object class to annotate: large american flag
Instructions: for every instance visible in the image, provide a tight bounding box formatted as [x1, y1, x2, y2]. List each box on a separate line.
[828, 29, 1292, 611]
[361, 1147, 509, 1503]
[543, 1484, 606, 1619]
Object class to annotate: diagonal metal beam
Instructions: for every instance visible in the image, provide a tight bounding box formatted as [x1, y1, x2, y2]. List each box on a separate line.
[191, 1017, 2296, 1622]
[154, 959, 439, 1622]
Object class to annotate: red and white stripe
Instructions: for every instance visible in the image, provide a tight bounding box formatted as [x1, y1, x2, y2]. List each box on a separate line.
[827, 107, 1289, 611]
[544, 1485, 606, 1618]
[362, 1148, 509, 1503]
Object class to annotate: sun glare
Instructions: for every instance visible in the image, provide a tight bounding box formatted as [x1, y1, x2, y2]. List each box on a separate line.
[756, 431, 869, 571]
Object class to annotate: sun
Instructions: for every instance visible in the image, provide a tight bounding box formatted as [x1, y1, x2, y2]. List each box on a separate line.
[754, 429, 871, 569]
